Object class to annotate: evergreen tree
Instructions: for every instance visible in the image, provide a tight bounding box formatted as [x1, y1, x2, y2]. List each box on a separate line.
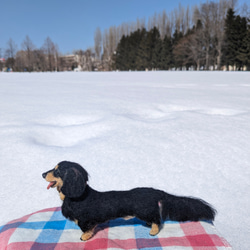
[150, 27, 162, 70]
[141, 28, 154, 70]
[235, 16, 248, 70]
[223, 8, 237, 70]
[115, 35, 128, 70]
[243, 28, 250, 70]
[136, 28, 148, 70]
[172, 29, 184, 69]
[224, 9, 249, 70]
[114, 7, 250, 72]
[128, 29, 145, 70]
[161, 35, 174, 70]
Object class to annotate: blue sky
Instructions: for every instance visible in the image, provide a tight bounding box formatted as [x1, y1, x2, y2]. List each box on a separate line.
[0, 0, 248, 55]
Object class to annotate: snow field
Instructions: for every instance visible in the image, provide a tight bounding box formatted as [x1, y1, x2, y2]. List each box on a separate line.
[0, 71, 249, 249]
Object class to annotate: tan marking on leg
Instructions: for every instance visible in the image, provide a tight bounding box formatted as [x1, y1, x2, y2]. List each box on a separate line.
[55, 165, 59, 170]
[74, 219, 78, 225]
[59, 192, 65, 201]
[149, 223, 159, 236]
[80, 226, 96, 241]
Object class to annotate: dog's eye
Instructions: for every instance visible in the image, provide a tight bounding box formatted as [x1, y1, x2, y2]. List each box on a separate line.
[54, 169, 60, 177]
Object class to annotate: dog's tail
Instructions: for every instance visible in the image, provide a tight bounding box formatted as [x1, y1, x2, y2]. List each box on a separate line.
[160, 193, 216, 222]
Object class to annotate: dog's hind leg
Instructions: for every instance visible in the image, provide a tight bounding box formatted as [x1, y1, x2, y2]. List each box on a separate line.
[148, 201, 162, 235]
[149, 223, 159, 236]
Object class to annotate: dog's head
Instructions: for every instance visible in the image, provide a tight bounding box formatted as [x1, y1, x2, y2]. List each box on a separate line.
[42, 161, 88, 198]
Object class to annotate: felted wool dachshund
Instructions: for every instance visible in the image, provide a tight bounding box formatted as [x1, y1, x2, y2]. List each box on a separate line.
[42, 161, 216, 241]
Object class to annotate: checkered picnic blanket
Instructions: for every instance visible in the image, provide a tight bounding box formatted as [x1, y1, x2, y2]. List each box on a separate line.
[0, 207, 232, 250]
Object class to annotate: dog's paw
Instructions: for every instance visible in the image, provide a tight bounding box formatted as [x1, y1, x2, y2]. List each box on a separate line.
[80, 232, 93, 241]
[80, 226, 96, 241]
[149, 223, 159, 236]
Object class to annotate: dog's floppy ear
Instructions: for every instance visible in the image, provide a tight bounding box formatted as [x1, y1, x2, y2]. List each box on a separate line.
[60, 162, 88, 198]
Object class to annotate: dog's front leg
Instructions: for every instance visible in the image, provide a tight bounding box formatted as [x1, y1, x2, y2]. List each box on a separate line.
[78, 220, 96, 241]
[59, 192, 65, 201]
[80, 226, 96, 241]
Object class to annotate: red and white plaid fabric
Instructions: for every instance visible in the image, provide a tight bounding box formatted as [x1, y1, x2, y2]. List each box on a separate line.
[0, 207, 232, 250]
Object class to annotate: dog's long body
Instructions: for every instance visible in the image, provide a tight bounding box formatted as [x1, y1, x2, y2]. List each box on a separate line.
[42, 161, 216, 241]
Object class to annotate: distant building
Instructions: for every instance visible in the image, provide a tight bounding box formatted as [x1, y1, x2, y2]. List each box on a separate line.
[60, 52, 101, 72]
[59, 55, 77, 71]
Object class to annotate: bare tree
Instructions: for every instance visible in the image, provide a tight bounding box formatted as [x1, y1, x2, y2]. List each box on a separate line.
[213, 0, 230, 69]
[94, 27, 102, 60]
[22, 35, 35, 71]
[102, 29, 110, 67]
[5, 38, 18, 70]
[193, 2, 220, 70]
[165, 13, 174, 37]
[42, 37, 58, 71]
[33, 49, 46, 71]
[15, 50, 26, 71]
[240, 3, 249, 17]
[179, 4, 186, 34]
[174, 22, 205, 70]
[192, 5, 200, 27]
[5, 38, 17, 59]
[147, 12, 158, 31]
[174, 7, 181, 33]
[102, 27, 118, 70]
[228, 0, 238, 9]
[108, 26, 117, 57]
[193, 0, 231, 70]
[84, 48, 94, 71]
[136, 17, 146, 31]
[158, 10, 167, 39]
[200, 3, 213, 70]
[185, 6, 192, 33]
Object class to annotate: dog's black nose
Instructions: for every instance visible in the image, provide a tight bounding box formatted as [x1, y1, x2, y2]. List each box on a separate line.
[42, 172, 47, 179]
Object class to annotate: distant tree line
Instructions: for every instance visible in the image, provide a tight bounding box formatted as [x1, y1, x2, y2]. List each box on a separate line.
[2, 36, 60, 72]
[1, 0, 249, 72]
[113, 5, 250, 71]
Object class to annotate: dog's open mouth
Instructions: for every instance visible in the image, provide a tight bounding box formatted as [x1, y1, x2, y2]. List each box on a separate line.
[47, 181, 57, 189]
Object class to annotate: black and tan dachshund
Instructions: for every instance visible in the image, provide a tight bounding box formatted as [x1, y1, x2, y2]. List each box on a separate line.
[42, 161, 216, 241]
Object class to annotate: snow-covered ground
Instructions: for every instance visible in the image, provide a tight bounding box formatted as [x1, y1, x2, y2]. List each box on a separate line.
[0, 71, 249, 249]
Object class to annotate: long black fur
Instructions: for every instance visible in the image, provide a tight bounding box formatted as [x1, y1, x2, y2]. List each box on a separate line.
[43, 161, 216, 238]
